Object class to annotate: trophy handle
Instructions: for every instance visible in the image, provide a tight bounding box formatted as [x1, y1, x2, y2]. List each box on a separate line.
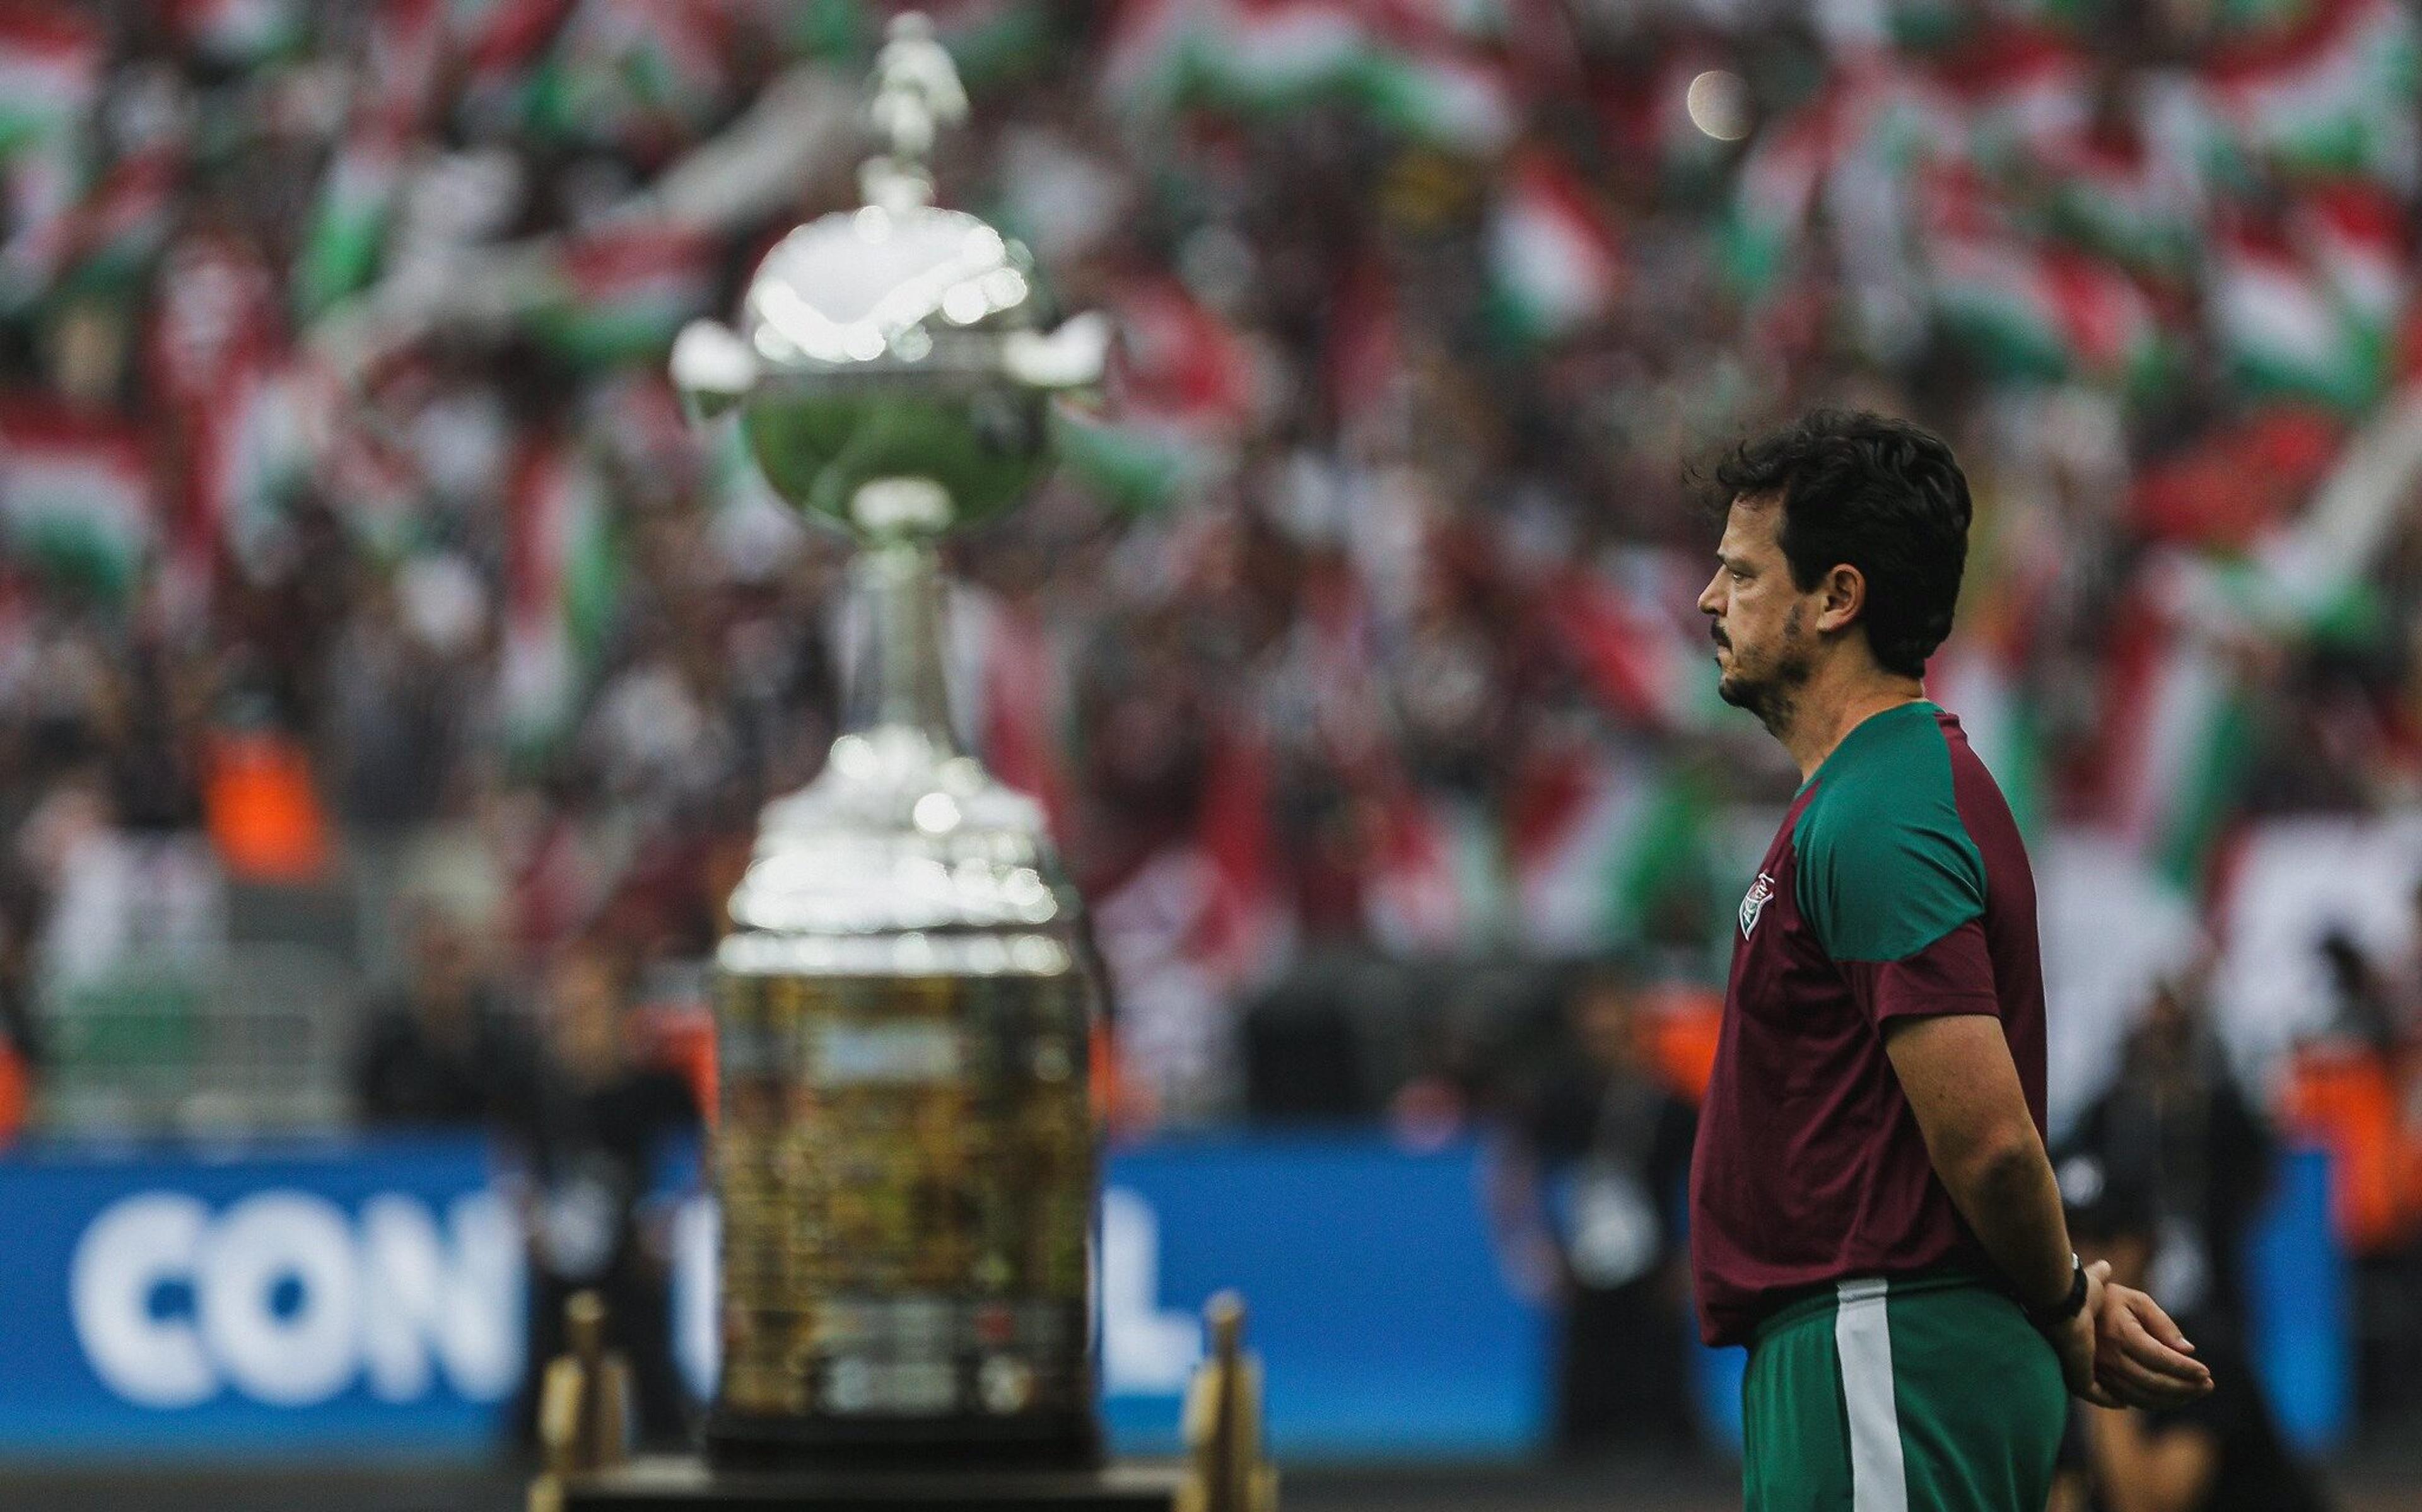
[1003, 311, 1114, 392]
[670, 320, 758, 421]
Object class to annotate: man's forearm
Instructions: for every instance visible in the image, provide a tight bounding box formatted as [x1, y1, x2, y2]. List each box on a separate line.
[1881, 1015, 2079, 1311]
[1935, 1136, 2076, 1311]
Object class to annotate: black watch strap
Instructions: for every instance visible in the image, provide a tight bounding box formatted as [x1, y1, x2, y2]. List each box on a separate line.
[2027, 1253, 2088, 1330]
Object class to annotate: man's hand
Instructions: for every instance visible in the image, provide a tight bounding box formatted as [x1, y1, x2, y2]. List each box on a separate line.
[2052, 1261, 2119, 1406]
[2090, 1265, 2213, 1408]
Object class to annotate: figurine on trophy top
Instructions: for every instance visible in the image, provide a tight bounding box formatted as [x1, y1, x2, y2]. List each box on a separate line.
[671, 12, 1116, 1468]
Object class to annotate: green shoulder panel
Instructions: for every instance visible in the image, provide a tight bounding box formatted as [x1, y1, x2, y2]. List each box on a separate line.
[1790, 702, 1987, 963]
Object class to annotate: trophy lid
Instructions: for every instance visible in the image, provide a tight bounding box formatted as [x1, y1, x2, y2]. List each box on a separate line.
[744, 206, 1036, 369]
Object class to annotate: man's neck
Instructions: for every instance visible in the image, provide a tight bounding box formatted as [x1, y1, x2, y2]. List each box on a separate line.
[1774, 664, 1929, 780]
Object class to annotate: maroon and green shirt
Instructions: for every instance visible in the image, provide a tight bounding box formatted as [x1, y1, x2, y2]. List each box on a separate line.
[1688, 701, 2047, 1347]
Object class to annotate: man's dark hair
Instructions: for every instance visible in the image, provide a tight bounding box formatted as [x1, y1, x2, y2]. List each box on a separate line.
[1700, 409, 1972, 679]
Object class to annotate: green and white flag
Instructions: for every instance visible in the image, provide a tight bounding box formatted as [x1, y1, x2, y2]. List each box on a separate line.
[170, 0, 309, 67]
[1100, 0, 1209, 112]
[1720, 98, 1834, 297]
[2209, 220, 2384, 413]
[1365, 782, 1508, 956]
[2036, 126, 2203, 281]
[1930, 641, 2047, 840]
[1484, 151, 1622, 344]
[500, 437, 618, 750]
[1931, 236, 2168, 392]
[0, 9, 100, 154]
[0, 402, 155, 603]
[526, 218, 718, 367]
[1350, 40, 1517, 154]
[1540, 561, 1729, 735]
[1198, 0, 1364, 111]
[2297, 184, 2406, 365]
[1051, 279, 1256, 513]
[2100, 601, 2256, 898]
[1103, 0, 1515, 154]
[1509, 747, 1723, 954]
[2209, 0, 2420, 183]
[293, 131, 406, 322]
[523, 0, 733, 152]
[199, 363, 311, 581]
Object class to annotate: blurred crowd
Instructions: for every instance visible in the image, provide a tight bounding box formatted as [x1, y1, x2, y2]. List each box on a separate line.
[9, 0, 2422, 1453]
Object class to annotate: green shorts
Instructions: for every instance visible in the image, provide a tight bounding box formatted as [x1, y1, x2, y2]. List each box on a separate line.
[1741, 1274, 2067, 1512]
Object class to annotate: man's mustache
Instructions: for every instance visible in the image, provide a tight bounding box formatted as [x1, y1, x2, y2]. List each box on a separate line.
[1710, 624, 1730, 649]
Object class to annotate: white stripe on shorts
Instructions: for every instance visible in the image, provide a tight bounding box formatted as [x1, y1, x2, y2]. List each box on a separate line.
[1835, 1277, 1909, 1512]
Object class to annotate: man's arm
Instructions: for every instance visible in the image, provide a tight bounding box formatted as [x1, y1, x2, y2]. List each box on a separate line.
[1883, 1015, 2210, 1405]
[1883, 1013, 2077, 1311]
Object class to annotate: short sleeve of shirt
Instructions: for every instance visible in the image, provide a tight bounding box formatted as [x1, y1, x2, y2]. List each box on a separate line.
[1842, 920, 2000, 1024]
[1794, 720, 1997, 1024]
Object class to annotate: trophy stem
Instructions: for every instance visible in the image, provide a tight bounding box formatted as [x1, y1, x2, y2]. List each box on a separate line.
[845, 532, 959, 755]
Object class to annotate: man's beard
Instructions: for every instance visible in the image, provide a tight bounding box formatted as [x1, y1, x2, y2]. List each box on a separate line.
[1715, 608, 1814, 736]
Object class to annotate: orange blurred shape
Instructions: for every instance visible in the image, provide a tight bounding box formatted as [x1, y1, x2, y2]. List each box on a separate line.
[1641, 982, 1723, 1105]
[203, 728, 332, 883]
[0, 1042, 26, 1147]
[2279, 1042, 2416, 1256]
[1094, 1016, 1159, 1143]
[638, 999, 717, 1129]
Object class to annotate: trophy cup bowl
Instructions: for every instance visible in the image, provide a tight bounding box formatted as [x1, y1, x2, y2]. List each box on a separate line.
[673, 202, 1109, 540]
[671, 14, 1116, 1472]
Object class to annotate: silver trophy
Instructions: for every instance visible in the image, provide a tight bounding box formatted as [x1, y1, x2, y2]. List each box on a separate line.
[672, 14, 1112, 1467]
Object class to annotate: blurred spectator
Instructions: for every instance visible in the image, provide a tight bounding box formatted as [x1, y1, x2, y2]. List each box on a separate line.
[350, 896, 535, 1129]
[2282, 929, 2422, 1427]
[2050, 1147, 2332, 1512]
[511, 940, 699, 1448]
[1489, 960, 1698, 1458]
[2068, 972, 2275, 1324]
[0, 891, 33, 1144]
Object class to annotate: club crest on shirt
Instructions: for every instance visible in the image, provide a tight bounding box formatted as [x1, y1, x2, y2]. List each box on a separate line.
[1739, 871, 1776, 938]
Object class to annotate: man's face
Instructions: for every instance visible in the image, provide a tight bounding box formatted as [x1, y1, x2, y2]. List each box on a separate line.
[1697, 495, 1820, 726]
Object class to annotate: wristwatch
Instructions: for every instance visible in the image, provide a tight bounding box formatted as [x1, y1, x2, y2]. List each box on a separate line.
[2026, 1253, 2089, 1330]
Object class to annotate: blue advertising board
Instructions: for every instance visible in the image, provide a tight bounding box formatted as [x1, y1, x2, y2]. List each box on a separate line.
[0, 1136, 521, 1455]
[0, 1132, 1552, 1460]
[1099, 1135, 1550, 1457]
[0, 1133, 2348, 1460]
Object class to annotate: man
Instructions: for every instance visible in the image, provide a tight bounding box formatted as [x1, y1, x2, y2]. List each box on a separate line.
[353, 897, 537, 1132]
[1688, 411, 2212, 1511]
[2049, 1148, 2331, 1512]
[2067, 972, 2274, 1327]
[1492, 960, 1700, 1457]
[512, 941, 699, 1447]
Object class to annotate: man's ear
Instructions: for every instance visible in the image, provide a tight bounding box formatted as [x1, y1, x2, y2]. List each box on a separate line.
[1814, 563, 1865, 636]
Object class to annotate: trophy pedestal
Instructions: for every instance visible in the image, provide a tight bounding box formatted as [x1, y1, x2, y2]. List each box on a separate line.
[559, 1457, 1185, 1511]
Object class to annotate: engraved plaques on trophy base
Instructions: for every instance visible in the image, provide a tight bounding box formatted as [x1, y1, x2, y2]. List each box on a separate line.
[708, 961, 1096, 1465]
